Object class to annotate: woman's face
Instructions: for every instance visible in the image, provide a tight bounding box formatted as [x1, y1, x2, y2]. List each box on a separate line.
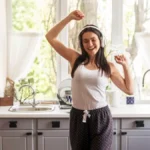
[82, 31, 100, 57]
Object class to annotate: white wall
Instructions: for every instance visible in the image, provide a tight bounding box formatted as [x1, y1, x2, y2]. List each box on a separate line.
[0, 0, 7, 97]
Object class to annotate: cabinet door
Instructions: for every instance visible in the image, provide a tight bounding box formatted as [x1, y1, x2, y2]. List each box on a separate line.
[37, 130, 70, 150]
[111, 131, 118, 150]
[121, 130, 150, 150]
[0, 130, 33, 150]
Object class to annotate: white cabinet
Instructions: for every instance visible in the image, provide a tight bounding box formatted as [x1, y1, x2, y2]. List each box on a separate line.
[112, 118, 150, 150]
[0, 119, 34, 150]
[0, 118, 70, 150]
[37, 119, 70, 150]
[0, 130, 33, 150]
[121, 130, 150, 150]
[121, 118, 150, 150]
[0, 118, 150, 150]
[37, 130, 70, 150]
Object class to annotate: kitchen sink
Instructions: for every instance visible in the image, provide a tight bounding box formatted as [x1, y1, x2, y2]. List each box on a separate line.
[8, 105, 55, 112]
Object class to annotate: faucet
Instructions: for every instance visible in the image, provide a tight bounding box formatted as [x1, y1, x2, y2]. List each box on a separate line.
[142, 69, 150, 87]
[19, 84, 39, 108]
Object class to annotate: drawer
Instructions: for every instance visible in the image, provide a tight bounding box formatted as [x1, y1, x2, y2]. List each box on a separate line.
[37, 118, 69, 130]
[121, 118, 150, 129]
[0, 119, 33, 130]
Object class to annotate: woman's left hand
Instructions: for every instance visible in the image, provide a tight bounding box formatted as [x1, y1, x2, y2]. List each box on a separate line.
[114, 54, 128, 66]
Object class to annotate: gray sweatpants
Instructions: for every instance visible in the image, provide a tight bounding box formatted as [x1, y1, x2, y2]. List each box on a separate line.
[69, 106, 113, 150]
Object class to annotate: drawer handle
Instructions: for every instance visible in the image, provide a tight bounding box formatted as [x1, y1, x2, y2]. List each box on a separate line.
[26, 132, 32, 136]
[135, 120, 144, 127]
[52, 121, 60, 128]
[38, 132, 43, 135]
[121, 132, 127, 135]
[9, 121, 17, 128]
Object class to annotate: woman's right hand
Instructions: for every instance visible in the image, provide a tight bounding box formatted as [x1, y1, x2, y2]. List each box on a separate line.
[68, 10, 84, 21]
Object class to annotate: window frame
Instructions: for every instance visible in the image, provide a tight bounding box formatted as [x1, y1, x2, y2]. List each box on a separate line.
[56, 0, 69, 88]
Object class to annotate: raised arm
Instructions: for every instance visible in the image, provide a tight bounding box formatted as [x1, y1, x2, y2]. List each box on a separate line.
[109, 55, 134, 95]
[45, 10, 84, 65]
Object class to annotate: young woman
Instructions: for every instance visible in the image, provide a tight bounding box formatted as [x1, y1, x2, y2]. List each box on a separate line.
[46, 10, 134, 150]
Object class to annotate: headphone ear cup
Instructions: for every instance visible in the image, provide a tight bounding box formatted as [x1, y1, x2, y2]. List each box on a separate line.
[100, 37, 105, 48]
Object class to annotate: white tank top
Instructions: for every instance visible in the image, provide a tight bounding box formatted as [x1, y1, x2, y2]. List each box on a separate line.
[71, 64, 109, 110]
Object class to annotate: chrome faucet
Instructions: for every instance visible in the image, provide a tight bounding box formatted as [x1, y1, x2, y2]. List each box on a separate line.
[142, 69, 150, 87]
[19, 84, 39, 108]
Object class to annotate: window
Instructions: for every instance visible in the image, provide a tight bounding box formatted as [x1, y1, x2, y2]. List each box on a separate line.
[123, 0, 150, 101]
[8, 0, 150, 102]
[12, 0, 58, 100]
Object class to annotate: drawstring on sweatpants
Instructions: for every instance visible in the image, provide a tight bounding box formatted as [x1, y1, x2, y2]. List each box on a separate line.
[82, 110, 91, 123]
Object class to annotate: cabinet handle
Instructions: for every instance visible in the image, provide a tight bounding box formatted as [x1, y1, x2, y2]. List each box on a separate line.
[38, 132, 43, 135]
[9, 121, 17, 128]
[135, 120, 144, 127]
[113, 132, 116, 135]
[26, 132, 32, 136]
[52, 121, 60, 128]
[121, 132, 127, 135]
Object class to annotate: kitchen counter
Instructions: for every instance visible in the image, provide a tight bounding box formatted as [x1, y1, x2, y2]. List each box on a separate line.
[0, 104, 150, 118]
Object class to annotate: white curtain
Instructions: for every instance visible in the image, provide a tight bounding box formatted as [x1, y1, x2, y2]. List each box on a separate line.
[8, 32, 42, 81]
[0, 0, 42, 97]
[135, 32, 150, 67]
[0, 0, 7, 97]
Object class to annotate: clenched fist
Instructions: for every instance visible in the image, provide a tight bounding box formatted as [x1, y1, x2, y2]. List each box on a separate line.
[114, 54, 128, 66]
[68, 10, 85, 21]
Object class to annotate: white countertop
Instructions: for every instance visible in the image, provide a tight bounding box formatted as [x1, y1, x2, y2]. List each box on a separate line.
[110, 104, 150, 118]
[0, 104, 150, 118]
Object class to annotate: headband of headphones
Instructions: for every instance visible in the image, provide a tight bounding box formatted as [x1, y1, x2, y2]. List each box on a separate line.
[79, 25, 101, 33]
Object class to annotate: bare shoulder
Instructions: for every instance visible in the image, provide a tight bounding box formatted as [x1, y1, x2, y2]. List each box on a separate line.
[108, 61, 114, 67]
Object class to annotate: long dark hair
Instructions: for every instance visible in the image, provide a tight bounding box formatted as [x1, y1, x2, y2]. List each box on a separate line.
[71, 24, 111, 78]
